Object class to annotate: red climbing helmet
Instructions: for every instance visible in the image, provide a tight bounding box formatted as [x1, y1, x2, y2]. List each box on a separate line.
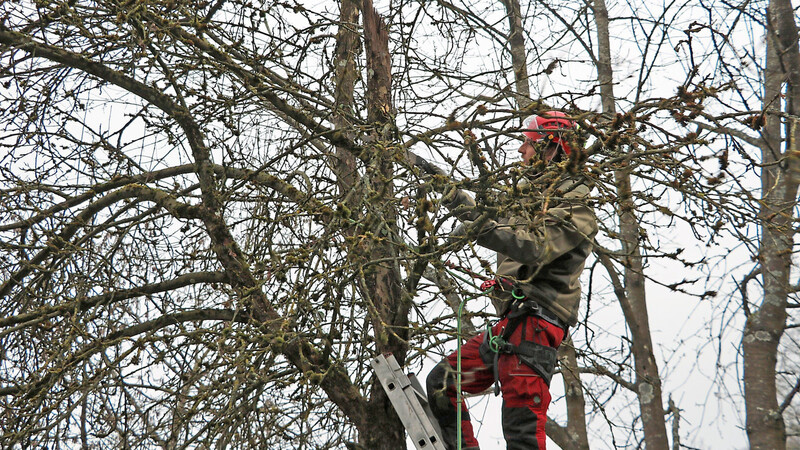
[523, 111, 576, 154]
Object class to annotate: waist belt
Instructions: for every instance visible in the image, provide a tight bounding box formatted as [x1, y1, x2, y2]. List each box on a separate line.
[508, 297, 568, 333]
[482, 298, 566, 392]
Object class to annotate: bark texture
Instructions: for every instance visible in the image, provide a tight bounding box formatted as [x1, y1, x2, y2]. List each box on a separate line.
[359, 1, 408, 447]
[501, 0, 532, 108]
[742, 1, 800, 448]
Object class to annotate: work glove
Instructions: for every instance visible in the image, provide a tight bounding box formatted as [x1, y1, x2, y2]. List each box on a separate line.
[410, 152, 446, 177]
[447, 218, 498, 246]
[450, 216, 497, 241]
[442, 188, 480, 221]
[447, 220, 488, 245]
[409, 154, 478, 220]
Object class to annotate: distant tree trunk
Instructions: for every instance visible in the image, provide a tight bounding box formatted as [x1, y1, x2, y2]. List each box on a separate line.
[593, 0, 669, 448]
[743, 1, 800, 448]
[500, 0, 531, 108]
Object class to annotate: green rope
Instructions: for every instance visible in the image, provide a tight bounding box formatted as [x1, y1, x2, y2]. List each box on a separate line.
[456, 295, 465, 450]
[443, 263, 498, 450]
[454, 282, 494, 450]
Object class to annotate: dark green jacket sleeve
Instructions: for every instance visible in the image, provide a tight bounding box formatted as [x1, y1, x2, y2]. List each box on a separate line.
[445, 179, 598, 326]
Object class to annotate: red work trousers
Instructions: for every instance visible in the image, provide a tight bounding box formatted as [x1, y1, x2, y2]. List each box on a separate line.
[426, 315, 565, 450]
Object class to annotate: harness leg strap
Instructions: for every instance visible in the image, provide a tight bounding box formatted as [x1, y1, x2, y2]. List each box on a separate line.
[486, 315, 560, 387]
[510, 340, 558, 386]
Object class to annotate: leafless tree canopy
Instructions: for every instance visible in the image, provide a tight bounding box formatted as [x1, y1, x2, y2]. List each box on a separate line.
[0, 0, 798, 449]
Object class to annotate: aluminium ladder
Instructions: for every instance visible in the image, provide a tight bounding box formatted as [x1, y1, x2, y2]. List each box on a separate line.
[370, 353, 446, 450]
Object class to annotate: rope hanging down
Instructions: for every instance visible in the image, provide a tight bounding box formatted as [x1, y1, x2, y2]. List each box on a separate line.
[445, 261, 495, 450]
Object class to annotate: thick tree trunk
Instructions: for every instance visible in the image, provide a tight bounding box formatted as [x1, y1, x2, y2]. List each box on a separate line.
[333, 0, 361, 202]
[361, 0, 408, 365]
[743, 2, 800, 448]
[594, 0, 669, 448]
[359, 1, 409, 448]
[331, 1, 407, 447]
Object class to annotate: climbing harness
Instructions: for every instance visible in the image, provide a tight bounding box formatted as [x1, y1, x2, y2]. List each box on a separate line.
[448, 262, 565, 448]
[372, 262, 566, 450]
[481, 297, 562, 389]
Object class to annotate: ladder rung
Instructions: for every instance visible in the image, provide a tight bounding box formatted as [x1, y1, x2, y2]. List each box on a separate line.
[370, 353, 446, 450]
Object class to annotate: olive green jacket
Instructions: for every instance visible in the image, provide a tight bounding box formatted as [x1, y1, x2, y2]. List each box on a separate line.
[448, 177, 597, 327]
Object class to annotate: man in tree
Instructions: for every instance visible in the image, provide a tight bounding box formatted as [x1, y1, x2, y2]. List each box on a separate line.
[426, 111, 598, 450]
